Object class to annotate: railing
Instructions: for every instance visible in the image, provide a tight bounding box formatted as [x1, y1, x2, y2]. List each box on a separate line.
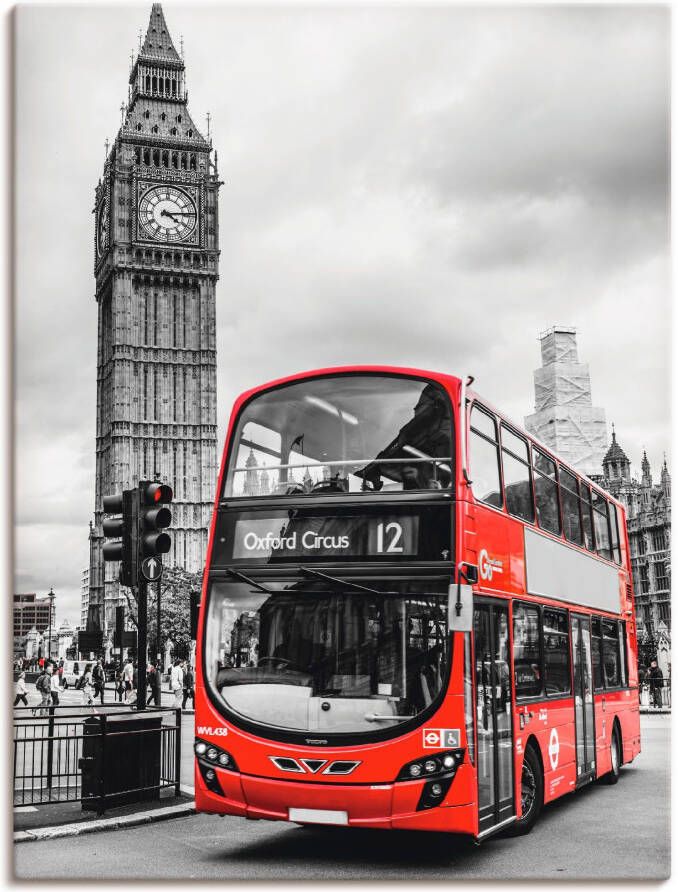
[13, 704, 181, 814]
[639, 679, 671, 710]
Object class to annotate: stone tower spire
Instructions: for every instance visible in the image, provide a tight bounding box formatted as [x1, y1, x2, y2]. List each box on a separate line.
[660, 455, 671, 499]
[140, 4, 181, 60]
[641, 451, 652, 487]
[603, 424, 631, 485]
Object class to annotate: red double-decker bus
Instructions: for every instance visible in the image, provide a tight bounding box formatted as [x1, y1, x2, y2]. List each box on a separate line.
[194, 367, 640, 839]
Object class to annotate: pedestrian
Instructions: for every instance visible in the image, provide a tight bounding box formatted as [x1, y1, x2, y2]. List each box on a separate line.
[92, 658, 105, 705]
[35, 665, 51, 716]
[14, 671, 28, 707]
[170, 659, 184, 709]
[115, 667, 125, 702]
[80, 663, 95, 706]
[49, 662, 60, 707]
[123, 658, 134, 702]
[147, 664, 162, 706]
[182, 662, 195, 710]
[57, 660, 64, 688]
[649, 659, 664, 709]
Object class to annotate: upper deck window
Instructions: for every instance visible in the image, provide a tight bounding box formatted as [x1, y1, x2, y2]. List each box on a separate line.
[532, 449, 561, 536]
[469, 406, 502, 509]
[501, 424, 533, 522]
[224, 375, 453, 498]
[591, 490, 612, 561]
[559, 467, 583, 546]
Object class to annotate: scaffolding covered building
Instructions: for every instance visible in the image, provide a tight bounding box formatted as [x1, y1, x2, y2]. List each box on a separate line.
[524, 326, 607, 478]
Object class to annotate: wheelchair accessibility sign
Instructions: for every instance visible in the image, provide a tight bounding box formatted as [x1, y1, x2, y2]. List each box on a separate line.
[423, 728, 460, 749]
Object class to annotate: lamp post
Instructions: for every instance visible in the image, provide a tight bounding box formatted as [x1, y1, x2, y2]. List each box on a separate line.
[47, 587, 55, 662]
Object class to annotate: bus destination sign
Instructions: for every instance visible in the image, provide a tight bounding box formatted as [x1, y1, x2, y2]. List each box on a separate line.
[212, 505, 452, 565]
[232, 514, 419, 560]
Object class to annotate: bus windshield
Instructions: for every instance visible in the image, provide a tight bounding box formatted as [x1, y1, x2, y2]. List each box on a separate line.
[224, 375, 453, 498]
[204, 580, 450, 734]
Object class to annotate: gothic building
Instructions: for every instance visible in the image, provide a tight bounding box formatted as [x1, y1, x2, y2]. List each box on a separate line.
[600, 430, 671, 666]
[87, 4, 221, 638]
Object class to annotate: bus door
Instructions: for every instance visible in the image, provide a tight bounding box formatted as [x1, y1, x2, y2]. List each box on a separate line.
[474, 600, 514, 835]
[571, 614, 596, 785]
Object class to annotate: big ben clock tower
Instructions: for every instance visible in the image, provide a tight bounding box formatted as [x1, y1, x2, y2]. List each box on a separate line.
[88, 4, 221, 639]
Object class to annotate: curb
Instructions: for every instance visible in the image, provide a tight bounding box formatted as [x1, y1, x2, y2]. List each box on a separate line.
[14, 799, 196, 844]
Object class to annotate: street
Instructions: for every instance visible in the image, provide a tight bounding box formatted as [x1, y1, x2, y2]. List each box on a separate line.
[14, 714, 669, 881]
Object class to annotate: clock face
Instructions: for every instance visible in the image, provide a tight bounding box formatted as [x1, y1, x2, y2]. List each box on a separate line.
[96, 196, 109, 257]
[138, 185, 198, 243]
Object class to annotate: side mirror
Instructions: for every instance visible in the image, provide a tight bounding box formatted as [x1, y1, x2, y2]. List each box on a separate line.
[448, 583, 473, 633]
[459, 562, 478, 584]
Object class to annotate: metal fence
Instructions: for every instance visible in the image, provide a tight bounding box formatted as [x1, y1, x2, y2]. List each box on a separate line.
[639, 679, 671, 710]
[13, 705, 181, 814]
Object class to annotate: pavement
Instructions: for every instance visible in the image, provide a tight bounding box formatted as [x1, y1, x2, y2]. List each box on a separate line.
[13, 713, 670, 881]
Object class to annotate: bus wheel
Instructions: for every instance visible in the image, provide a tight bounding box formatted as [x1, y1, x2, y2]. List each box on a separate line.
[506, 744, 543, 836]
[601, 726, 621, 785]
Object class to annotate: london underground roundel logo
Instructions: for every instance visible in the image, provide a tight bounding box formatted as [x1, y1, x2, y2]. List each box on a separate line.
[548, 728, 560, 770]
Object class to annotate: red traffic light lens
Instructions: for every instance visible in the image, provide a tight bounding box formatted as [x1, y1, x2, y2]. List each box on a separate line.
[143, 482, 173, 504]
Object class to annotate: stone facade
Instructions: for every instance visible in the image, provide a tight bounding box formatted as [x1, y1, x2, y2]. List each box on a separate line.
[599, 431, 671, 668]
[525, 327, 607, 478]
[88, 4, 221, 640]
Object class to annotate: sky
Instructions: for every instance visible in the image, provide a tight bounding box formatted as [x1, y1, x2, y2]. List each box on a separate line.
[14, 3, 670, 627]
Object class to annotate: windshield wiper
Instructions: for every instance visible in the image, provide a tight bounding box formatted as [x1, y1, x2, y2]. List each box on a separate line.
[225, 569, 275, 595]
[299, 567, 395, 595]
[364, 713, 410, 723]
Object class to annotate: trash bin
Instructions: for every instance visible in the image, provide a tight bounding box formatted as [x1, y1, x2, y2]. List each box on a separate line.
[80, 710, 162, 812]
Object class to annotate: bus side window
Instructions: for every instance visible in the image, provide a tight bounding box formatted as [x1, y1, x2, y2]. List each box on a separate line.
[469, 406, 502, 509]
[580, 483, 595, 552]
[592, 491, 612, 561]
[532, 449, 561, 536]
[591, 617, 603, 691]
[541, 608, 570, 695]
[601, 619, 621, 687]
[618, 620, 628, 687]
[559, 467, 583, 546]
[608, 502, 622, 565]
[512, 602, 541, 698]
[501, 425, 534, 523]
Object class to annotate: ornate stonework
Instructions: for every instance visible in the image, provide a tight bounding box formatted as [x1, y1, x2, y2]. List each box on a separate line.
[600, 431, 671, 664]
[87, 4, 221, 639]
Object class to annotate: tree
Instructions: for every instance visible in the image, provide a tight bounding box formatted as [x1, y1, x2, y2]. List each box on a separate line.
[122, 565, 202, 663]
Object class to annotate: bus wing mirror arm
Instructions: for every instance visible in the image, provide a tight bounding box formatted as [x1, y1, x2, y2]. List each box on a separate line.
[448, 564, 477, 633]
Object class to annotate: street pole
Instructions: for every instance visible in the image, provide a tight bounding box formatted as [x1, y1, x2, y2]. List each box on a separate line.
[48, 587, 55, 663]
[156, 579, 161, 665]
[137, 580, 147, 710]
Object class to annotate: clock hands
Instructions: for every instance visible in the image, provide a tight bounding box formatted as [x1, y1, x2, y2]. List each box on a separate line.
[161, 208, 196, 224]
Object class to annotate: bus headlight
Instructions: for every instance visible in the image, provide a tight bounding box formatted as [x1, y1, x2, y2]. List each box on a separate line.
[194, 738, 239, 773]
[397, 749, 464, 783]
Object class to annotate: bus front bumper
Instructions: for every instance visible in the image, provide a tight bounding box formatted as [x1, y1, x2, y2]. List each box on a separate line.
[195, 765, 475, 834]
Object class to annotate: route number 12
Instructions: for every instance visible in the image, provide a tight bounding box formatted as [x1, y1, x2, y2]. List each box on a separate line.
[376, 522, 404, 553]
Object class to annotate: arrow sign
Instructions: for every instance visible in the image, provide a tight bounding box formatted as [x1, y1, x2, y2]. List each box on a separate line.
[141, 556, 163, 582]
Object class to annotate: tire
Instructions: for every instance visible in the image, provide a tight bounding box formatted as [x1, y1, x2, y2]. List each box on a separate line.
[601, 725, 621, 785]
[62, 682, 68, 690]
[505, 744, 543, 836]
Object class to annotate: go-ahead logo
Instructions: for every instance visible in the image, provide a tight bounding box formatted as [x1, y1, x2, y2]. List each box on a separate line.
[479, 549, 504, 581]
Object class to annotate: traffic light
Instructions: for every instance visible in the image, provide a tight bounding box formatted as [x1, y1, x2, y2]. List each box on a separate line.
[102, 489, 137, 587]
[138, 481, 173, 559]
